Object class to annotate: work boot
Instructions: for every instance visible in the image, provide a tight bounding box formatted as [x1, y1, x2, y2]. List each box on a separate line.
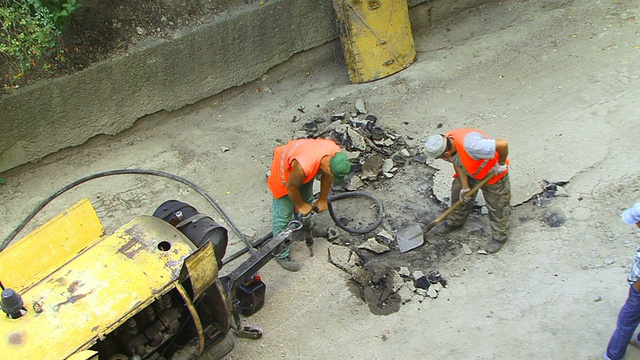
[485, 238, 506, 254]
[275, 256, 300, 272]
[433, 221, 462, 235]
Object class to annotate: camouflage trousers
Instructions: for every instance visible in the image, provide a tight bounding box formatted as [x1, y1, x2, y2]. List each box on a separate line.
[447, 173, 511, 241]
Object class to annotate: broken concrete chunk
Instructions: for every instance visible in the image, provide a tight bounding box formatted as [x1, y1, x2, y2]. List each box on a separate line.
[397, 284, 414, 303]
[355, 98, 366, 114]
[347, 127, 367, 151]
[377, 229, 394, 241]
[358, 237, 390, 254]
[382, 158, 394, 173]
[412, 270, 425, 281]
[302, 122, 318, 132]
[332, 113, 345, 120]
[347, 176, 365, 191]
[391, 271, 404, 292]
[361, 154, 383, 180]
[462, 243, 472, 255]
[398, 266, 410, 277]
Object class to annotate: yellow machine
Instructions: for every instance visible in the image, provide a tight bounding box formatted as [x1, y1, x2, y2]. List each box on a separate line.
[0, 198, 298, 360]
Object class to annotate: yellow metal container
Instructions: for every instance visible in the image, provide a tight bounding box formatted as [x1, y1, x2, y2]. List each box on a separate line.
[0, 199, 200, 360]
[333, 0, 416, 83]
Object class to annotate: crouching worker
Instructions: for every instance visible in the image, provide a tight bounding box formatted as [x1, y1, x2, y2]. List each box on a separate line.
[267, 138, 351, 272]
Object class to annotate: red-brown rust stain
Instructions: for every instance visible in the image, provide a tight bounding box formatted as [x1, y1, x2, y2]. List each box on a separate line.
[8, 331, 26, 346]
[54, 291, 92, 311]
[68, 280, 82, 294]
[118, 226, 149, 259]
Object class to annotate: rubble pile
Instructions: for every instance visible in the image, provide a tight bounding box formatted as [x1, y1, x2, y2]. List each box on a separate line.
[292, 98, 428, 192]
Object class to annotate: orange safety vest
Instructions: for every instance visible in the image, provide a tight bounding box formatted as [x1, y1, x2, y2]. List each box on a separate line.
[267, 138, 341, 199]
[446, 128, 509, 185]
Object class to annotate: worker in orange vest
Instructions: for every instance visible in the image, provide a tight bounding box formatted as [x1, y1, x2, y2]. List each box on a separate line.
[267, 138, 351, 271]
[424, 128, 511, 253]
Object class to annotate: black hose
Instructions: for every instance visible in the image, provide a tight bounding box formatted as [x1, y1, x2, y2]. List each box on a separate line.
[221, 191, 384, 264]
[0, 169, 253, 253]
[327, 191, 383, 234]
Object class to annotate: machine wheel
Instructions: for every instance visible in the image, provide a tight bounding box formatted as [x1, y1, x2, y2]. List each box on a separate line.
[196, 332, 235, 360]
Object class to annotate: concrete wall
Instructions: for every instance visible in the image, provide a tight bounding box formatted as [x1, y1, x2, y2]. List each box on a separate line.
[0, 0, 484, 174]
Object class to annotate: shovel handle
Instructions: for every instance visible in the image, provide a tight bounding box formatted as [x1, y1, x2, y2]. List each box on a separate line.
[424, 171, 496, 233]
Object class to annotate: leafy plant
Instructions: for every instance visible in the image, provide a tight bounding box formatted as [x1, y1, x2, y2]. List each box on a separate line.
[0, 0, 81, 89]
[40, 0, 80, 30]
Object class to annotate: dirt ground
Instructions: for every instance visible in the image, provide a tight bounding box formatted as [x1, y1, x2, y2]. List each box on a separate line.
[2, 0, 640, 359]
[1, 0, 240, 91]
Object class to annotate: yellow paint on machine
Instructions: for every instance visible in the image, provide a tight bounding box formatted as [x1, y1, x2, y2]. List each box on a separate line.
[0, 199, 197, 360]
[333, 0, 416, 83]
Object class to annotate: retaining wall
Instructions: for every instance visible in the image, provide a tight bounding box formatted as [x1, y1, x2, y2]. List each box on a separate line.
[0, 0, 484, 173]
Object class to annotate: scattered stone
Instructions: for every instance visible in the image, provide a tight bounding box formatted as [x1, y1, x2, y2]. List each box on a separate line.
[462, 243, 472, 255]
[292, 115, 301, 123]
[383, 138, 395, 147]
[314, 117, 326, 123]
[221, 146, 230, 152]
[400, 149, 411, 157]
[413, 153, 427, 164]
[327, 227, 339, 240]
[382, 159, 394, 173]
[415, 276, 430, 289]
[382, 172, 394, 179]
[398, 266, 410, 277]
[346, 176, 365, 191]
[332, 113, 345, 120]
[347, 127, 367, 150]
[346, 150, 361, 160]
[241, 227, 256, 238]
[604, 258, 614, 265]
[397, 284, 414, 303]
[365, 114, 377, 123]
[302, 122, 318, 132]
[427, 286, 438, 298]
[369, 126, 385, 140]
[355, 98, 366, 114]
[391, 270, 404, 292]
[477, 249, 488, 255]
[361, 154, 383, 180]
[358, 237, 391, 254]
[377, 229, 394, 241]
[481, 206, 489, 215]
[412, 270, 425, 280]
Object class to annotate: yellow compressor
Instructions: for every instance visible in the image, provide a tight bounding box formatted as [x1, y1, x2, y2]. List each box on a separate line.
[0, 197, 299, 360]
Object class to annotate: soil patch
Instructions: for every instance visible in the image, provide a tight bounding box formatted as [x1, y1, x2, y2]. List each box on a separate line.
[1, 0, 241, 91]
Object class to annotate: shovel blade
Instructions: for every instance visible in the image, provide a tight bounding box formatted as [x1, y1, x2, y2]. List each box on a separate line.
[396, 223, 424, 253]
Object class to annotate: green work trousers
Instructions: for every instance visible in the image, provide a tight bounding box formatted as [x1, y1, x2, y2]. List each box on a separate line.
[447, 173, 511, 241]
[272, 181, 314, 258]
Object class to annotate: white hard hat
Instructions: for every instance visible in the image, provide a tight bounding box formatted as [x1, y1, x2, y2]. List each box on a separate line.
[424, 134, 447, 158]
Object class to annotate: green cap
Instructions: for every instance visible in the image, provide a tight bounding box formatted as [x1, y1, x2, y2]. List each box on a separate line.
[329, 152, 351, 186]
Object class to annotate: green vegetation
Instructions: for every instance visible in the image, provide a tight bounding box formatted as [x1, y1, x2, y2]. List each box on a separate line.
[0, 0, 80, 89]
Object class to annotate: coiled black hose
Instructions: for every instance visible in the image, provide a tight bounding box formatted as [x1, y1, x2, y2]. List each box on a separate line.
[222, 191, 384, 265]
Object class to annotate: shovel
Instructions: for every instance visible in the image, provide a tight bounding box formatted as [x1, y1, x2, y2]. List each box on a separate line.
[397, 171, 495, 253]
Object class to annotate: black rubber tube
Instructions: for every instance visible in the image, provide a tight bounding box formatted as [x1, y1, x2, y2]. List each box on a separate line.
[327, 191, 384, 234]
[0, 169, 254, 253]
[222, 191, 384, 264]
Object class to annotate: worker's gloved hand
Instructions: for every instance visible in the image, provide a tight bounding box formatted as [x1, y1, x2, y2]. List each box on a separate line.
[459, 188, 471, 203]
[492, 162, 508, 174]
